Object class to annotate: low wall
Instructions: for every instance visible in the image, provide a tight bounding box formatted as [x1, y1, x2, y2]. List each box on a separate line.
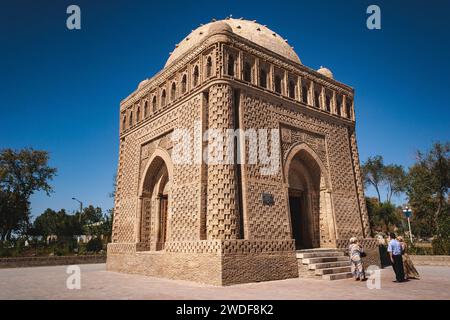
[410, 255, 450, 266]
[0, 255, 106, 269]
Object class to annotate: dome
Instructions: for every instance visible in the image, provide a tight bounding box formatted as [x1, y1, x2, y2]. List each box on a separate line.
[165, 18, 301, 67]
[317, 66, 333, 79]
[138, 79, 149, 88]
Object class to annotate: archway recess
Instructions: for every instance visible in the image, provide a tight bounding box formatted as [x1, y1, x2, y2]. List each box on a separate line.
[138, 148, 173, 251]
[284, 143, 335, 249]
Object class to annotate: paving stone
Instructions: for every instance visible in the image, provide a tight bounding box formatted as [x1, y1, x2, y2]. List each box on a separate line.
[0, 264, 449, 300]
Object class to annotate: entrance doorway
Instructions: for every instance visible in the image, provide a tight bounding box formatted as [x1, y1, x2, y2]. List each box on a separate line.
[139, 151, 172, 251]
[289, 192, 312, 249]
[286, 147, 323, 250]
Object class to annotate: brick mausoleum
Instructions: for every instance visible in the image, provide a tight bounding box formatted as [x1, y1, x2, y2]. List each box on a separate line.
[107, 18, 379, 285]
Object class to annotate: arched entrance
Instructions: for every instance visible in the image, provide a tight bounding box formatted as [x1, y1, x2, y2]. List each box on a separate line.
[139, 148, 173, 251]
[285, 144, 334, 250]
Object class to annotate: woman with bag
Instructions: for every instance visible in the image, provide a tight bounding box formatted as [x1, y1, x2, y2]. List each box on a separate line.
[349, 237, 367, 281]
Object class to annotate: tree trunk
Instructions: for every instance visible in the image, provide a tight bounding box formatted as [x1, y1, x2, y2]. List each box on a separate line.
[375, 185, 381, 203]
[435, 200, 442, 237]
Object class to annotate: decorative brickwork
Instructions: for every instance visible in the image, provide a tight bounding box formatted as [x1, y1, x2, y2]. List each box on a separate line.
[107, 18, 377, 285]
[206, 84, 241, 240]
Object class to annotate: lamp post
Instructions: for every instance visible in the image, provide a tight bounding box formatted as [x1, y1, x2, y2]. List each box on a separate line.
[72, 197, 83, 245]
[403, 206, 413, 243]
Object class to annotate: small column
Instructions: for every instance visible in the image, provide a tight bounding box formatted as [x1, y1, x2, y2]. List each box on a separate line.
[320, 87, 325, 111]
[255, 58, 260, 87]
[342, 95, 348, 118]
[332, 91, 337, 115]
[269, 64, 274, 91]
[283, 70, 288, 96]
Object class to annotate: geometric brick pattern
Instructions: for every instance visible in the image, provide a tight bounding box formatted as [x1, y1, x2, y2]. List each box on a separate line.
[108, 18, 376, 285]
[206, 84, 240, 240]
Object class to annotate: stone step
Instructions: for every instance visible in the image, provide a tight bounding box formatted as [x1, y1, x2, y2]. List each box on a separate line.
[296, 251, 345, 259]
[302, 256, 349, 265]
[308, 261, 351, 270]
[296, 248, 341, 253]
[315, 266, 351, 276]
[322, 272, 353, 281]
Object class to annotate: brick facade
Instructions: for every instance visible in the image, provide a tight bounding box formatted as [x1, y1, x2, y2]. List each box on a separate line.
[107, 18, 377, 285]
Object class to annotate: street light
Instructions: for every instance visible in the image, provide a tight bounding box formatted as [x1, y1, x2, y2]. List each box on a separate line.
[403, 206, 413, 243]
[71, 197, 83, 223]
[72, 197, 83, 246]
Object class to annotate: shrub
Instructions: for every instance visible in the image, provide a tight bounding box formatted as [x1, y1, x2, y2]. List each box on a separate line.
[86, 238, 103, 253]
[407, 245, 433, 255]
[432, 237, 450, 255]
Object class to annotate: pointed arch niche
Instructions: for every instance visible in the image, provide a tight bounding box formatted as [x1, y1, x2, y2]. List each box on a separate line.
[137, 148, 174, 251]
[284, 143, 337, 249]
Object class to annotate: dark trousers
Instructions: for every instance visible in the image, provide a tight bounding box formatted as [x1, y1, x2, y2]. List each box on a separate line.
[392, 254, 405, 282]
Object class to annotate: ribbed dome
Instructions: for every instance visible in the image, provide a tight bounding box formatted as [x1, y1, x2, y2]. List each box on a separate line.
[165, 18, 301, 67]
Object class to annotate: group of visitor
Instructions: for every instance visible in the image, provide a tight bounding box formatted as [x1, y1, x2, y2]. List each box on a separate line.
[348, 233, 420, 282]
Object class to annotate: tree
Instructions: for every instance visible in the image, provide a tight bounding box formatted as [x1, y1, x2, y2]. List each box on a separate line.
[366, 197, 381, 232]
[0, 148, 57, 198]
[0, 148, 57, 240]
[383, 165, 407, 203]
[365, 197, 401, 233]
[0, 191, 28, 241]
[377, 202, 401, 233]
[362, 155, 407, 204]
[79, 205, 103, 226]
[407, 142, 449, 237]
[362, 156, 384, 202]
[101, 209, 113, 242]
[33, 209, 82, 240]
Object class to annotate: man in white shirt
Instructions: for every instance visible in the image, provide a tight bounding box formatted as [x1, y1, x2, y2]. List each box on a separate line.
[388, 233, 405, 282]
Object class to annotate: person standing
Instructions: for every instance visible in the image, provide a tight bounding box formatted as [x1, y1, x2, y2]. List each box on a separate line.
[348, 237, 367, 281]
[387, 233, 405, 282]
[397, 236, 420, 279]
[377, 234, 391, 268]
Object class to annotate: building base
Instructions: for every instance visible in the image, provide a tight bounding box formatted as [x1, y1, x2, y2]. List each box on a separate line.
[107, 239, 299, 286]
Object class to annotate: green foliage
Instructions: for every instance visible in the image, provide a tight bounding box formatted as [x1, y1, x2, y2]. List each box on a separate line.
[407, 142, 449, 238]
[383, 165, 408, 203]
[33, 208, 82, 239]
[432, 238, 450, 255]
[431, 213, 450, 255]
[362, 156, 385, 202]
[0, 148, 56, 240]
[86, 238, 103, 253]
[81, 207, 113, 243]
[0, 190, 29, 241]
[365, 197, 402, 233]
[406, 243, 434, 255]
[363, 142, 449, 246]
[362, 156, 407, 203]
[53, 238, 77, 256]
[80, 205, 103, 226]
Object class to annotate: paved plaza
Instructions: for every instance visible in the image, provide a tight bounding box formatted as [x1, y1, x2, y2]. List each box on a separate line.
[0, 263, 448, 300]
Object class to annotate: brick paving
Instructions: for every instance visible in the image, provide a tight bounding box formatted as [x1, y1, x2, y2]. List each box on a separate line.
[0, 264, 448, 300]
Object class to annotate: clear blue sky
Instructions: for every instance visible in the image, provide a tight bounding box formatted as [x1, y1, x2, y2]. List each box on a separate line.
[1, 0, 449, 218]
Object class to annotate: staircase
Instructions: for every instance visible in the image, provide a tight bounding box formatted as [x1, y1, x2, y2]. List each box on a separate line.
[296, 248, 353, 280]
